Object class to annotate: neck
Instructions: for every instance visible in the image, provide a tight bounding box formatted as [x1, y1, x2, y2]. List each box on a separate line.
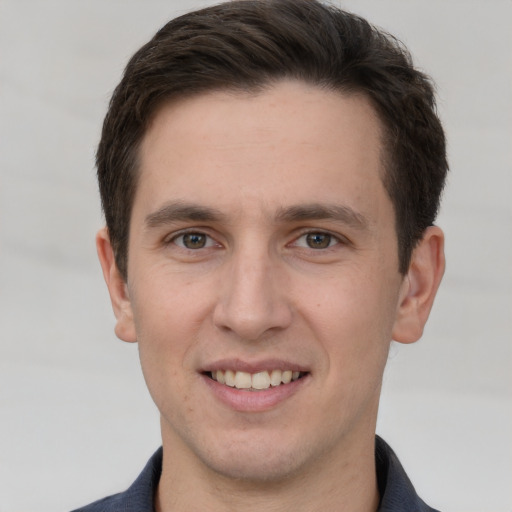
[155, 425, 379, 512]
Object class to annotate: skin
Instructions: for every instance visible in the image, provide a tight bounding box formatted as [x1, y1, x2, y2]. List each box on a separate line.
[97, 80, 445, 511]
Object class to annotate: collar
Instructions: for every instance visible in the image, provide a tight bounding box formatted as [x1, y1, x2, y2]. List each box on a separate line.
[375, 436, 440, 511]
[73, 437, 440, 511]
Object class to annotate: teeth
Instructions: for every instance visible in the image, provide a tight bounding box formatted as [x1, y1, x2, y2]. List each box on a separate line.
[252, 371, 271, 390]
[234, 371, 252, 389]
[210, 369, 304, 390]
[270, 369, 282, 386]
[224, 370, 236, 387]
[215, 370, 225, 385]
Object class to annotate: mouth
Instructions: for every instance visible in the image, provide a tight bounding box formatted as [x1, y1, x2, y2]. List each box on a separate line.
[206, 369, 307, 391]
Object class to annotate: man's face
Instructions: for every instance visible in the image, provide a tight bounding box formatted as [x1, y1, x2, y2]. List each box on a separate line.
[114, 81, 410, 481]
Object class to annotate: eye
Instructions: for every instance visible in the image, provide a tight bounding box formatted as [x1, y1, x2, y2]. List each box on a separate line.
[294, 232, 339, 249]
[172, 232, 216, 250]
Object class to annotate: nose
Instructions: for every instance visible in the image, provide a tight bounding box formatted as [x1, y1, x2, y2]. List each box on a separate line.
[213, 245, 293, 341]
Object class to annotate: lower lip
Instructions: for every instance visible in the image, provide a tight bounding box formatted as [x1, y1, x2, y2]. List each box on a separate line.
[202, 374, 309, 412]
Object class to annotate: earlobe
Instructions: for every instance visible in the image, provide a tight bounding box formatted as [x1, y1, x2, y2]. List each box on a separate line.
[96, 227, 137, 343]
[392, 226, 445, 344]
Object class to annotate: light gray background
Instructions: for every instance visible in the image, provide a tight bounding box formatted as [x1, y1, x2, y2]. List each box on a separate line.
[1, 1, 510, 510]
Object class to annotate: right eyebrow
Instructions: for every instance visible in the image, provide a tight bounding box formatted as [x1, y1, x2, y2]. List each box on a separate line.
[275, 203, 369, 231]
[144, 201, 226, 228]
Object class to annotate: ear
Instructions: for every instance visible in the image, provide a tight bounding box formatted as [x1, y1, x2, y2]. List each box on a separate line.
[96, 227, 137, 343]
[392, 226, 445, 344]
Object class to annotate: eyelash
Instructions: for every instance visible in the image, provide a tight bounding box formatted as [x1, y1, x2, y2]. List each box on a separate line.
[291, 230, 344, 250]
[166, 230, 218, 250]
[166, 229, 346, 252]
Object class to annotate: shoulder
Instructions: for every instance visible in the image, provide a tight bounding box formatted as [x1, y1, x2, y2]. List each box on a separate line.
[70, 447, 163, 512]
[71, 492, 125, 512]
[376, 436, 441, 512]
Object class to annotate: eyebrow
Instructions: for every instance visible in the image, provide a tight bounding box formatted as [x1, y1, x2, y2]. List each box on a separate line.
[145, 201, 226, 228]
[275, 203, 369, 230]
[144, 201, 369, 231]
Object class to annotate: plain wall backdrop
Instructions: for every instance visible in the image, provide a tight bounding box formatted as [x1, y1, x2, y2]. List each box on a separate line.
[0, 1, 510, 510]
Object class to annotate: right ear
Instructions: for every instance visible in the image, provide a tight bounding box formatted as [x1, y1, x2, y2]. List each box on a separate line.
[96, 227, 137, 343]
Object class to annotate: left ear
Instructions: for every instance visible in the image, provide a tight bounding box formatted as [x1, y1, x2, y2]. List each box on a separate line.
[392, 226, 445, 344]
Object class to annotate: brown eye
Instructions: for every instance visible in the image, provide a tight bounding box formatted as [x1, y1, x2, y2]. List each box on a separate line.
[181, 233, 207, 249]
[305, 233, 332, 249]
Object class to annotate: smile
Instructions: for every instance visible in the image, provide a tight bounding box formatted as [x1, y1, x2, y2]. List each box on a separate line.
[209, 370, 305, 390]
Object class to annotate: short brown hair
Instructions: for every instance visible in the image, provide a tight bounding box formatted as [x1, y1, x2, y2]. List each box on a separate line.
[97, 0, 448, 278]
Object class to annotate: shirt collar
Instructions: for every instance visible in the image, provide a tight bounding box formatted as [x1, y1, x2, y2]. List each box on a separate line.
[375, 436, 440, 512]
[117, 437, 439, 512]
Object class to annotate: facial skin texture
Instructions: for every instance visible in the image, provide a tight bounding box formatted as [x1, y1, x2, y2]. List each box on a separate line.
[97, 81, 445, 511]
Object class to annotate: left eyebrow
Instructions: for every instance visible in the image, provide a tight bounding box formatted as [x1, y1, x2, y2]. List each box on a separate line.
[275, 203, 369, 230]
[144, 201, 226, 228]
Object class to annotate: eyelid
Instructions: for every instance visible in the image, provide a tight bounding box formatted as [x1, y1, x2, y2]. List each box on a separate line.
[290, 229, 348, 249]
[163, 227, 349, 250]
[165, 229, 220, 249]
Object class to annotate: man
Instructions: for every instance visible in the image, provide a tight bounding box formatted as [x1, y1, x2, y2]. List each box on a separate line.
[75, 0, 447, 510]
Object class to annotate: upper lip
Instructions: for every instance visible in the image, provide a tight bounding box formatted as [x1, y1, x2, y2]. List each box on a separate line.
[201, 358, 309, 374]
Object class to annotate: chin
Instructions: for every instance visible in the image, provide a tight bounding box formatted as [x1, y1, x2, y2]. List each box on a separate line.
[196, 431, 315, 483]
[206, 452, 302, 483]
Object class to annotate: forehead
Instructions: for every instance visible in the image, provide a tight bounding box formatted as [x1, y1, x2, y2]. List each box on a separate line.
[135, 81, 388, 223]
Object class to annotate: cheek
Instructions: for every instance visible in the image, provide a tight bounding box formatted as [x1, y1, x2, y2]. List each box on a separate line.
[134, 298, 199, 425]
[310, 270, 397, 331]
[130, 265, 211, 335]
[303, 269, 399, 371]
[128, 280, 200, 384]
